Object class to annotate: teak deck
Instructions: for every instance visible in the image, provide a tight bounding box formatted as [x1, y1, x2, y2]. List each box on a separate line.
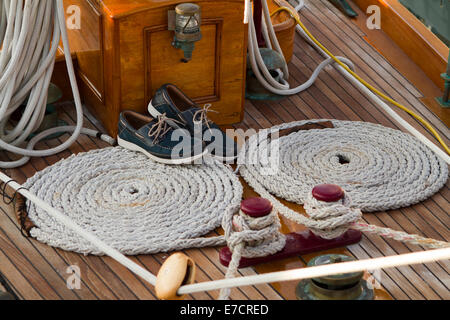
[0, 0, 449, 300]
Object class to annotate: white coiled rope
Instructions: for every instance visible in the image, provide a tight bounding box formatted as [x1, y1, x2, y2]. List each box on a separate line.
[239, 120, 448, 214]
[303, 192, 362, 239]
[0, 0, 114, 169]
[23, 147, 243, 255]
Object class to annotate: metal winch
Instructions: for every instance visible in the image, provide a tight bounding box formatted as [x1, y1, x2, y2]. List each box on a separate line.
[296, 254, 374, 300]
[246, 48, 286, 100]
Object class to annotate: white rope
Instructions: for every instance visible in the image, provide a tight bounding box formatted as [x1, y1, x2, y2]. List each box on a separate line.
[246, 0, 355, 96]
[0, 0, 114, 169]
[178, 247, 450, 295]
[239, 120, 448, 213]
[303, 192, 361, 239]
[0, 170, 158, 286]
[302, 188, 450, 249]
[353, 222, 450, 250]
[219, 208, 286, 299]
[23, 147, 242, 255]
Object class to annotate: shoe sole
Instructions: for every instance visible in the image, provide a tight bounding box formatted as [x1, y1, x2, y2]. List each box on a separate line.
[149, 100, 238, 163]
[117, 137, 206, 165]
[207, 150, 239, 163]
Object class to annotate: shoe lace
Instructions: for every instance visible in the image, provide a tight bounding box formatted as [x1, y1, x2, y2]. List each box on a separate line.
[148, 113, 182, 143]
[193, 104, 219, 133]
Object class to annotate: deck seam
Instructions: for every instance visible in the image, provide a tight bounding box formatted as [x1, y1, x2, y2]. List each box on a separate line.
[300, 4, 449, 140]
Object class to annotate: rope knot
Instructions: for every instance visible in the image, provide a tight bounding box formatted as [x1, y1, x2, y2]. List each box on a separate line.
[220, 201, 286, 300]
[303, 191, 362, 239]
[227, 209, 285, 258]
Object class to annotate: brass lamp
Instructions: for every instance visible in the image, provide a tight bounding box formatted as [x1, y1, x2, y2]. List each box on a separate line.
[169, 3, 202, 63]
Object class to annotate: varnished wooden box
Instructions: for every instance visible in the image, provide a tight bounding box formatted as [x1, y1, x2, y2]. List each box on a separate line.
[64, 0, 248, 136]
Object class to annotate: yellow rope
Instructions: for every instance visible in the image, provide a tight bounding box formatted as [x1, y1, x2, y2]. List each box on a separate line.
[271, 7, 450, 154]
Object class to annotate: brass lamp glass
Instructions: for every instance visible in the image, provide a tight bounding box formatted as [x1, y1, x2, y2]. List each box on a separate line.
[175, 3, 202, 41]
[172, 3, 202, 62]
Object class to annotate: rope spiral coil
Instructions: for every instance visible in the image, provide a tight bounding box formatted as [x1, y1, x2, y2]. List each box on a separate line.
[240, 120, 448, 213]
[23, 147, 243, 255]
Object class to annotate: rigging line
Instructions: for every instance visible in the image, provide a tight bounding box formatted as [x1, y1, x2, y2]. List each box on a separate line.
[0, 170, 157, 287]
[2, 167, 450, 296]
[177, 247, 450, 295]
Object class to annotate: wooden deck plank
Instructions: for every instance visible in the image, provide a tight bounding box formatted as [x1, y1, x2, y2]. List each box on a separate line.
[0, 247, 41, 300]
[0, 205, 82, 300]
[301, 0, 449, 139]
[361, 216, 444, 299]
[306, 0, 422, 98]
[0, 0, 448, 300]
[345, 243, 410, 299]
[0, 225, 60, 299]
[366, 213, 450, 297]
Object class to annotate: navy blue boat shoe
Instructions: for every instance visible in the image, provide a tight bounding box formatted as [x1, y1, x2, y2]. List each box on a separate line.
[181, 105, 239, 162]
[148, 84, 240, 162]
[118, 111, 206, 165]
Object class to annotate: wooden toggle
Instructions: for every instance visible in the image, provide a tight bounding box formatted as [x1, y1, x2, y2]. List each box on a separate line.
[14, 193, 35, 237]
[155, 253, 196, 300]
[220, 186, 362, 268]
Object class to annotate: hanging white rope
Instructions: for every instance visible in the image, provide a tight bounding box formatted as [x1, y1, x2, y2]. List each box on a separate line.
[246, 0, 355, 96]
[0, 0, 114, 169]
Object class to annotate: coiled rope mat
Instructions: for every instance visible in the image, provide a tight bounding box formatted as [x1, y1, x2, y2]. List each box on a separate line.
[239, 120, 448, 213]
[23, 147, 242, 255]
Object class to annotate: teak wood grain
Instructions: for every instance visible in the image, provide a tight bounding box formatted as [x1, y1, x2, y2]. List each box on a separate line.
[351, 0, 449, 92]
[1, 0, 449, 300]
